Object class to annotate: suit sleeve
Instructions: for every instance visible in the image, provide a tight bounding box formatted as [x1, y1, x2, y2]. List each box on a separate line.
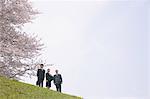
[60, 74, 63, 83]
[44, 70, 45, 77]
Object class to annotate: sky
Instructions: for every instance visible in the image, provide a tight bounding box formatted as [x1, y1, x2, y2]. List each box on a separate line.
[23, 0, 149, 99]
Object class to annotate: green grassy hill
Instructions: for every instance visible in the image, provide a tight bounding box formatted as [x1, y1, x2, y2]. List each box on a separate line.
[0, 76, 82, 99]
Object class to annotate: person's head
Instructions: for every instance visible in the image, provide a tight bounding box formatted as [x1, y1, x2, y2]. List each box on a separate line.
[47, 69, 50, 72]
[55, 70, 58, 74]
[40, 64, 44, 68]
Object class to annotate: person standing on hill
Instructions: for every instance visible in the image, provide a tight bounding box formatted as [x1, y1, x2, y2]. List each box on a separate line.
[54, 70, 63, 92]
[36, 64, 45, 87]
[46, 69, 54, 89]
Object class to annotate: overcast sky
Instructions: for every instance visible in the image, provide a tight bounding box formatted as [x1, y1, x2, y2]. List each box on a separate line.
[24, 0, 150, 99]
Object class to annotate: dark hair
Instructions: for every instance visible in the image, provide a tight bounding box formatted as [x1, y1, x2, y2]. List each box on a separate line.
[55, 70, 58, 72]
[40, 64, 44, 66]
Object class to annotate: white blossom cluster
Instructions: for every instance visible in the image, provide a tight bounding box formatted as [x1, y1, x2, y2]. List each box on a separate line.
[0, 0, 43, 79]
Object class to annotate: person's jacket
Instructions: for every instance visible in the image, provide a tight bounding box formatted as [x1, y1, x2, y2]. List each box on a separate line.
[46, 73, 54, 82]
[37, 69, 45, 81]
[54, 74, 62, 85]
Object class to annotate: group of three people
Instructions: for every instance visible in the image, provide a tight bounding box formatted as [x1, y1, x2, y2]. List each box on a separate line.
[36, 64, 63, 92]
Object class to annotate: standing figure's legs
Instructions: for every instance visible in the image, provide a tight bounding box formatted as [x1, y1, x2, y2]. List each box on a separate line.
[41, 81, 43, 87]
[36, 80, 39, 86]
[58, 84, 61, 92]
[36, 78, 40, 86]
[56, 84, 61, 92]
[55, 84, 59, 91]
[46, 81, 51, 89]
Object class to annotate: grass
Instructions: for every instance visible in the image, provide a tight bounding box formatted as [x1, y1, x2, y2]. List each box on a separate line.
[0, 76, 82, 99]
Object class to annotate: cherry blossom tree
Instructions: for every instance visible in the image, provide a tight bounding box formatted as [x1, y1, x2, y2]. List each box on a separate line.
[0, 0, 43, 79]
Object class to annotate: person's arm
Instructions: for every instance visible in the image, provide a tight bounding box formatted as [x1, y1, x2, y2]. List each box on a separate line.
[50, 75, 54, 81]
[43, 70, 45, 81]
[46, 73, 48, 81]
[60, 74, 63, 84]
[44, 70, 45, 78]
[52, 76, 54, 80]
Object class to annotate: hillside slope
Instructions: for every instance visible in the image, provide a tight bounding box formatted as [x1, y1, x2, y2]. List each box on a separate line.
[0, 76, 82, 99]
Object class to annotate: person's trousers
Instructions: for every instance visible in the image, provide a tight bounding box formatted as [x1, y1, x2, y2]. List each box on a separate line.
[55, 84, 61, 92]
[36, 80, 43, 87]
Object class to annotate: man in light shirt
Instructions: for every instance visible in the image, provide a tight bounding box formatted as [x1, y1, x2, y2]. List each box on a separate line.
[54, 70, 62, 92]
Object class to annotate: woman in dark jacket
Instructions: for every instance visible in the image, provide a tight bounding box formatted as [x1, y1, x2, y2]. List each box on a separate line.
[46, 69, 54, 89]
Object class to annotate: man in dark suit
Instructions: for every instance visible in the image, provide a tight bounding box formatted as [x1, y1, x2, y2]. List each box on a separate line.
[36, 64, 45, 87]
[54, 70, 62, 92]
